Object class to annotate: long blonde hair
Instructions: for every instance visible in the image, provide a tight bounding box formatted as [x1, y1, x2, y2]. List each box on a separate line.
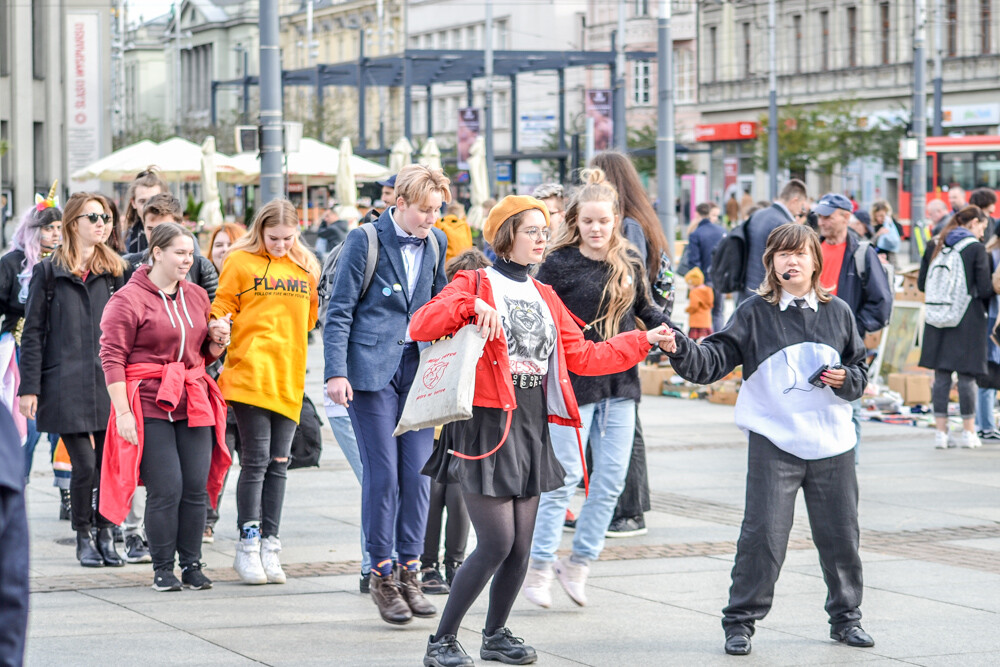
[229, 199, 321, 279]
[54, 192, 127, 277]
[548, 168, 642, 340]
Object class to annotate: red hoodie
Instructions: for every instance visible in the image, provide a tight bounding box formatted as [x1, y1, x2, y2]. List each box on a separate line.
[100, 265, 216, 421]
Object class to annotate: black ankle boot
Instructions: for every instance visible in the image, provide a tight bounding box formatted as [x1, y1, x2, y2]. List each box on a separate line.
[59, 489, 71, 521]
[94, 527, 125, 567]
[444, 559, 462, 587]
[76, 531, 104, 568]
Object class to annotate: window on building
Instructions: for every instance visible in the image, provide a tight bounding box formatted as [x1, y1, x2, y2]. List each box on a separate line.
[977, 152, 1000, 189]
[32, 0, 44, 79]
[847, 7, 857, 67]
[633, 0, 649, 17]
[947, 0, 958, 56]
[33, 123, 45, 191]
[708, 26, 717, 82]
[793, 14, 803, 73]
[495, 20, 508, 49]
[982, 0, 992, 55]
[879, 3, 891, 64]
[0, 0, 8, 76]
[632, 61, 651, 105]
[742, 22, 751, 77]
[410, 35, 421, 49]
[675, 48, 695, 104]
[820, 11, 830, 71]
[451, 29, 461, 49]
[495, 91, 509, 128]
[0, 121, 9, 188]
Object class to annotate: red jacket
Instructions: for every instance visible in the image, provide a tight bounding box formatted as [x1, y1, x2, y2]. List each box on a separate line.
[99, 362, 231, 525]
[409, 269, 651, 427]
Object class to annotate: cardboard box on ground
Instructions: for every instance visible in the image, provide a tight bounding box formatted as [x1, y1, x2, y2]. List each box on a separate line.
[888, 372, 933, 406]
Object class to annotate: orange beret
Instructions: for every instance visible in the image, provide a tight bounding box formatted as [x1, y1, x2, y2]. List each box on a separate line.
[483, 195, 551, 245]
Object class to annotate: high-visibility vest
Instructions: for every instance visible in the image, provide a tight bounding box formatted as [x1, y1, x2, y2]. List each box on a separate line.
[913, 224, 933, 257]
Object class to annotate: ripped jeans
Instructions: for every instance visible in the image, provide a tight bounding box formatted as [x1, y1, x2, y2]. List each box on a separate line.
[231, 402, 297, 538]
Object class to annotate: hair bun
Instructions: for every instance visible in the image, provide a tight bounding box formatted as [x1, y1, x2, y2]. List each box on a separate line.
[579, 168, 607, 187]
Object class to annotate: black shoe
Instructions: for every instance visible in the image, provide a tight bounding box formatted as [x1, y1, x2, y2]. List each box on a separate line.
[421, 565, 450, 595]
[605, 515, 648, 538]
[76, 531, 104, 568]
[59, 489, 71, 521]
[724, 634, 752, 655]
[831, 625, 874, 648]
[481, 627, 537, 664]
[152, 569, 182, 592]
[112, 526, 124, 544]
[124, 534, 152, 564]
[359, 572, 370, 594]
[94, 527, 125, 567]
[181, 564, 213, 590]
[443, 559, 461, 587]
[563, 509, 577, 532]
[425, 634, 474, 667]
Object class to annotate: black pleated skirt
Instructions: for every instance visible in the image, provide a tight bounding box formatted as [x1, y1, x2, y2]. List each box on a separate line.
[421, 385, 566, 498]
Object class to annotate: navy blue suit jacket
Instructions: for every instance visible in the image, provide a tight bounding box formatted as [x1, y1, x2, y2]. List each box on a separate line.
[323, 208, 448, 391]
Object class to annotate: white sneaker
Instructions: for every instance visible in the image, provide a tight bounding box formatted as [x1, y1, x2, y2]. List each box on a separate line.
[554, 556, 589, 606]
[233, 533, 267, 585]
[934, 431, 950, 449]
[521, 562, 554, 608]
[960, 430, 982, 449]
[260, 535, 287, 584]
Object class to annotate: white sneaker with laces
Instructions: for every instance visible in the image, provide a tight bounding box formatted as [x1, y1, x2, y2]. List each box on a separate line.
[521, 562, 554, 608]
[960, 430, 982, 449]
[260, 535, 287, 584]
[233, 533, 267, 585]
[934, 431, 950, 449]
[554, 556, 589, 606]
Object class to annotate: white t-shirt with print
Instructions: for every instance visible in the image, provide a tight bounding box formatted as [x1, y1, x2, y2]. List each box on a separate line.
[487, 267, 557, 375]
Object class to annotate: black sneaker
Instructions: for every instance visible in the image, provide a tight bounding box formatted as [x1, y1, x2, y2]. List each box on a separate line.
[181, 565, 213, 590]
[421, 566, 450, 595]
[605, 515, 648, 538]
[125, 535, 152, 563]
[983, 429, 1000, 441]
[481, 627, 537, 664]
[443, 560, 461, 587]
[359, 571, 370, 594]
[152, 569, 182, 592]
[424, 634, 474, 667]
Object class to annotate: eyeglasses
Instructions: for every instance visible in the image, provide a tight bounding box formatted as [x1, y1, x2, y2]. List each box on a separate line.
[518, 227, 550, 241]
[76, 213, 110, 224]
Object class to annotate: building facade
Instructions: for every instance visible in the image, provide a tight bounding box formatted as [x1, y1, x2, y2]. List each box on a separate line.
[123, 13, 170, 139]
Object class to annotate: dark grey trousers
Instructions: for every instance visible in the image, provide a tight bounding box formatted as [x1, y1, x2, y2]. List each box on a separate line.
[722, 433, 863, 638]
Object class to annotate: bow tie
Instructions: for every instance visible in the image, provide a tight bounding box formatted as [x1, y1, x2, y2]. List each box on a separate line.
[397, 236, 425, 247]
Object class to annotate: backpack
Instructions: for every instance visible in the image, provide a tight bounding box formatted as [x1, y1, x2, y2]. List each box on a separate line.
[853, 240, 891, 283]
[316, 225, 441, 326]
[288, 395, 323, 469]
[650, 250, 676, 319]
[924, 236, 977, 328]
[710, 219, 750, 293]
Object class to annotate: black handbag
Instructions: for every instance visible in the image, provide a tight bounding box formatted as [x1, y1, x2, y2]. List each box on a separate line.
[978, 361, 1000, 391]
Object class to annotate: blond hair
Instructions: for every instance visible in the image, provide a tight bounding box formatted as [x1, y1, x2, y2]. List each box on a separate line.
[55, 192, 127, 278]
[394, 164, 452, 207]
[228, 199, 321, 279]
[548, 168, 641, 340]
[757, 224, 832, 305]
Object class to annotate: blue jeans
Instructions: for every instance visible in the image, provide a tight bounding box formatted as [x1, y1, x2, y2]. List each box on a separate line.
[531, 398, 636, 563]
[975, 387, 996, 432]
[329, 412, 371, 575]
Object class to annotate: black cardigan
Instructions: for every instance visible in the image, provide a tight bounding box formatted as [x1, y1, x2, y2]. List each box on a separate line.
[0, 250, 26, 337]
[536, 246, 668, 405]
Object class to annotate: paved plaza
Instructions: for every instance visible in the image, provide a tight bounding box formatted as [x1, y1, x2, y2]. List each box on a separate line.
[21, 343, 1000, 666]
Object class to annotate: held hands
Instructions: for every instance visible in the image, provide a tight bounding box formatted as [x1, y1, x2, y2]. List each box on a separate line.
[473, 298, 501, 340]
[646, 325, 677, 352]
[18, 395, 37, 420]
[208, 314, 233, 347]
[116, 411, 139, 446]
[821, 366, 847, 389]
[326, 376, 354, 407]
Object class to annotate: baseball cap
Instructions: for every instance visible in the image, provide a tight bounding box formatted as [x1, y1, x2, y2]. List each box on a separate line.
[376, 174, 396, 188]
[814, 193, 852, 216]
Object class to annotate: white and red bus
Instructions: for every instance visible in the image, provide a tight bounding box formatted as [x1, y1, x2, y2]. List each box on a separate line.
[899, 135, 1000, 233]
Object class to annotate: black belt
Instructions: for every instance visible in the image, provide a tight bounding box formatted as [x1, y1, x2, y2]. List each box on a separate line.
[511, 374, 543, 389]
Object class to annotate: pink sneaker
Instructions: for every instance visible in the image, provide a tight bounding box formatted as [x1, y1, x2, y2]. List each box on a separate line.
[554, 556, 589, 606]
[521, 562, 554, 608]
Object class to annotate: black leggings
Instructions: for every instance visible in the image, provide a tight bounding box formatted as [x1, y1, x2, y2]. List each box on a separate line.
[140, 419, 213, 572]
[62, 431, 112, 533]
[434, 493, 539, 639]
[422, 480, 470, 567]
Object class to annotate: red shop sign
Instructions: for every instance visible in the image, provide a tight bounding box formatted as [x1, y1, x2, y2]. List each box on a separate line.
[694, 122, 758, 142]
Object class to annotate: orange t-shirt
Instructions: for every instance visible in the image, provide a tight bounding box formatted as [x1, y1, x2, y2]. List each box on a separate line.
[820, 241, 847, 295]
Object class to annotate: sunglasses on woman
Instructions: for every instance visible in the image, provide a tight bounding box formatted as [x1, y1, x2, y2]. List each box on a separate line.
[76, 212, 111, 224]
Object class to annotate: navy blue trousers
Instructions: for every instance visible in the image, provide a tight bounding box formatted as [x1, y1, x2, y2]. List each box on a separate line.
[0, 486, 28, 667]
[348, 345, 433, 565]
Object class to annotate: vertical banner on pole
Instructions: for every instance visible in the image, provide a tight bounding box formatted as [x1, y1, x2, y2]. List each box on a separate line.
[66, 12, 103, 193]
[585, 90, 613, 152]
[457, 108, 480, 170]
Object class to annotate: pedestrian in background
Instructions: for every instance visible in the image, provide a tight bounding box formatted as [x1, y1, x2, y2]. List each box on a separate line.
[741, 180, 809, 301]
[870, 200, 901, 269]
[123, 168, 168, 254]
[687, 201, 726, 331]
[212, 199, 320, 585]
[532, 183, 566, 238]
[975, 230, 1000, 441]
[970, 188, 998, 243]
[18, 192, 128, 568]
[436, 202, 473, 261]
[684, 267, 714, 341]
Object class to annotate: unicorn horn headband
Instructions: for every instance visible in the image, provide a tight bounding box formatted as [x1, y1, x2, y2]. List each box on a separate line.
[35, 180, 59, 212]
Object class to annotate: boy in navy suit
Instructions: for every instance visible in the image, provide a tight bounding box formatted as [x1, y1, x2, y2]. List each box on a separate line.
[324, 164, 450, 625]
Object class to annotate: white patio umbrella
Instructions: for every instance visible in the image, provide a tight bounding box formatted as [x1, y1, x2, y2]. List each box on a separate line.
[335, 137, 360, 224]
[70, 140, 158, 181]
[219, 138, 388, 186]
[199, 137, 223, 229]
[466, 136, 490, 232]
[419, 137, 442, 171]
[71, 137, 240, 183]
[389, 136, 413, 174]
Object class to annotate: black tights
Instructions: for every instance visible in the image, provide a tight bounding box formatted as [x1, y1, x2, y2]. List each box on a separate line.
[433, 493, 539, 640]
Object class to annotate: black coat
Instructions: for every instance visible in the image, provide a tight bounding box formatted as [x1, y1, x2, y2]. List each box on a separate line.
[917, 238, 993, 375]
[0, 250, 26, 337]
[18, 259, 125, 434]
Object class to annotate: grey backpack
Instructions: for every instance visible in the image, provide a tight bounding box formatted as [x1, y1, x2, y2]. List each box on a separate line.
[924, 236, 977, 328]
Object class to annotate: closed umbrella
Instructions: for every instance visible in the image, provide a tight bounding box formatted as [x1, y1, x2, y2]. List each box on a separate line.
[467, 136, 489, 232]
[419, 137, 442, 171]
[199, 137, 223, 229]
[389, 137, 413, 174]
[336, 137, 360, 224]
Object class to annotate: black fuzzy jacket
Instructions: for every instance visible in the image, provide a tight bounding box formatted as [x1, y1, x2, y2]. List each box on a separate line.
[536, 246, 669, 405]
[0, 250, 27, 337]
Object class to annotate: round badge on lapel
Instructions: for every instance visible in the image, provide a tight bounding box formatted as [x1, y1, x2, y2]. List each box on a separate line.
[393, 283, 403, 292]
[382, 287, 392, 296]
